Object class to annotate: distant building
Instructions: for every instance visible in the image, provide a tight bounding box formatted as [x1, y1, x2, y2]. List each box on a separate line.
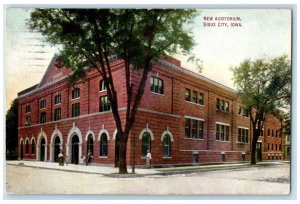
[17, 55, 284, 166]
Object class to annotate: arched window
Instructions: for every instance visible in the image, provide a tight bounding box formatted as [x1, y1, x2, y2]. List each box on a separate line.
[142, 132, 151, 157]
[100, 133, 108, 156]
[87, 134, 94, 156]
[31, 139, 35, 154]
[163, 134, 171, 157]
[25, 140, 29, 154]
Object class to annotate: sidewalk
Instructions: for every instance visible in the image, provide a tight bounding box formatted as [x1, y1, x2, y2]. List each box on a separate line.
[6, 160, 287, 177]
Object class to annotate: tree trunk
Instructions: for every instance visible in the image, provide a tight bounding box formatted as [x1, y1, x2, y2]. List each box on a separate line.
[118, 132, 129, 174]
[251, 139, 257, 164]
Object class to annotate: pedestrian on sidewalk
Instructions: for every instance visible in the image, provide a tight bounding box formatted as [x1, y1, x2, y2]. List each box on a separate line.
[58, 150, 64, 166]
[146, 150, 152, 168]
[86, 150, 92, 166]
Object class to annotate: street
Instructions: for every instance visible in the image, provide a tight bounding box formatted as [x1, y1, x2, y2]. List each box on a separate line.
[6, 162, 290, 195]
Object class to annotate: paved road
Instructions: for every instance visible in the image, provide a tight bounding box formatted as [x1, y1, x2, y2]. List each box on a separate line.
[5, 163, 290, 195]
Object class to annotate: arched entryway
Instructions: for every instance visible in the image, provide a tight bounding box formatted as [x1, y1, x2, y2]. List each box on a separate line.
[71, 135, 79, 164]
[54, 136, 61, 162]
[40, 138, 46, 161]
[20, 141, 24, 160]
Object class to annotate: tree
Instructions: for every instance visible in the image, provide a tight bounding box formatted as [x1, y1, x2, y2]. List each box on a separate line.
[6, 98, 19, 160]
[27, 9, 199, 173]
[232, 55, 291, 164]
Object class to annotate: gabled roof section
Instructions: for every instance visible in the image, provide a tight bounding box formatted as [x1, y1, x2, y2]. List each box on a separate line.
[37, 53, 73, 88]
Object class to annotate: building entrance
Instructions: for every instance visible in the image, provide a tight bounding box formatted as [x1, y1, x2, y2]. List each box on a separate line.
[71, 135, 79, 164]
[54, 136, 61, 162]
[40, 138, 46, 161]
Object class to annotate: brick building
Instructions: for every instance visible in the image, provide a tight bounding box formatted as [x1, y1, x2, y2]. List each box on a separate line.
[17, 55, 284, 167]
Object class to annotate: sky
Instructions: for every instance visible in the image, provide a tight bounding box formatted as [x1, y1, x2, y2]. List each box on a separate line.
[5, 8, 292, 111]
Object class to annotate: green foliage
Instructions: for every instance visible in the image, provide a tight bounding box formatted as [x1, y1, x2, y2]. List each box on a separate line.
[232, 55, 291, 116]
[6, 98, 19, 160]
[27, 9, 199, 76]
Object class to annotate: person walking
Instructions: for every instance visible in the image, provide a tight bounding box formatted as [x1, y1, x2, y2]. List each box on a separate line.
[146, 150, 152, 168]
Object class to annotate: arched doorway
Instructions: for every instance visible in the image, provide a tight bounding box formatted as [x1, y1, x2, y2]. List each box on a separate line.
[71, 135, 79, 164]
[54, 136, 61, 162]
[115, 133, 120, 167]
[40, 138, 46, 161]
[20, 141, 24, 160]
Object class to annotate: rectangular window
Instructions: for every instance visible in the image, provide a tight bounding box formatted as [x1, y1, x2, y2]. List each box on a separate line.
[220, 125, 225, 141]
[199, 120, 204, 139]
[225, 102, 229, 112]
[276, 144, 278, 151]
[54, 108, 61, 121]
[276, 131, 278, 137]
[238, 128, 241, 142]
[216, 124, 220, 140]
[216, 98, 220, 110]
[40, 100, 46, 109]
[185, 88, 191, 101]
[221, 100, 225, 111]
[150, 77, 164, 94]
[25, 105, 31, 113]
[185, 118, 190, 138]
[100, 96, 111, 112]
[268, 129, 270, 136]
[192, 120, 197, 138]
[100, 80, 106, 91]
[225, 126, 229, 141]
[72, 103, 80, 117]
[199, 93, 204, 105]
[40, 112, 46, 123]
[72, 88, 80, 99]
[25, 116, 31, 126]
[279, 144, 281, 151]
[272, 144, 274, 150]
[238, 106, 242, 115]
[192, 91, 197, 103]
[272, 130, 274, 137]
[54, 95, 61, 104]
[268, 143, 270, 150]
[245, 129, 248, 143]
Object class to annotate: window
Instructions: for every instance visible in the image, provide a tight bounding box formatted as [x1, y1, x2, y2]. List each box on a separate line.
[185, 118, 190, 138]
[26, 105, 31, 113]
[150, 77, 164, 94]
[216, 123, 230, 141]
[199, 120, 204, 139]
[40, 112, 46, 123]
[276, 131, 278, 137]
[40, 100, 46, 109]
[268, 129, 270, 136]
[25, 140, 29, 154]
[221, 100, 225, 111]
[276, 144, 278, 151]
[72, 88, 80, 99]
[185, 89, 191, 101]
[31, 139, 35, 154]
[192, 120, 197, 138]
[216, 124, 220, 140]
[221, 154, 225, 162]
[238, 106, 242, 115]
[25, 116, 31, 126]
[163, 134, 171, 157]
[192, 91, 197, 103]
[216, 98, 220, 110]
[54, 95, 61, 104]
[54, 108, 61, 121]
[197, 93, 204, 105]
[242, 154, 245, 161]
[142, 132, 151, 157]
[272, 130, 274, 137]
[72, 103, 80, 117]
[100, 96, 111, 112]
[238, 128, 249, 143]
[225, 102, 229, 112]
[279, 144, 281, 151]
[272, 144, 274, 150]
[99, 80, 106, 91]
[268, 143, 270, 150]
[100, 133, 108, 156]
[87, 134, 94, 156]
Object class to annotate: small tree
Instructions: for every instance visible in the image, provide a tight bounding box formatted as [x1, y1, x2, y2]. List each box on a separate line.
[232, 55, 291, 164]
[27, 9, 199, 173]
[6, 98, 19, 160]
